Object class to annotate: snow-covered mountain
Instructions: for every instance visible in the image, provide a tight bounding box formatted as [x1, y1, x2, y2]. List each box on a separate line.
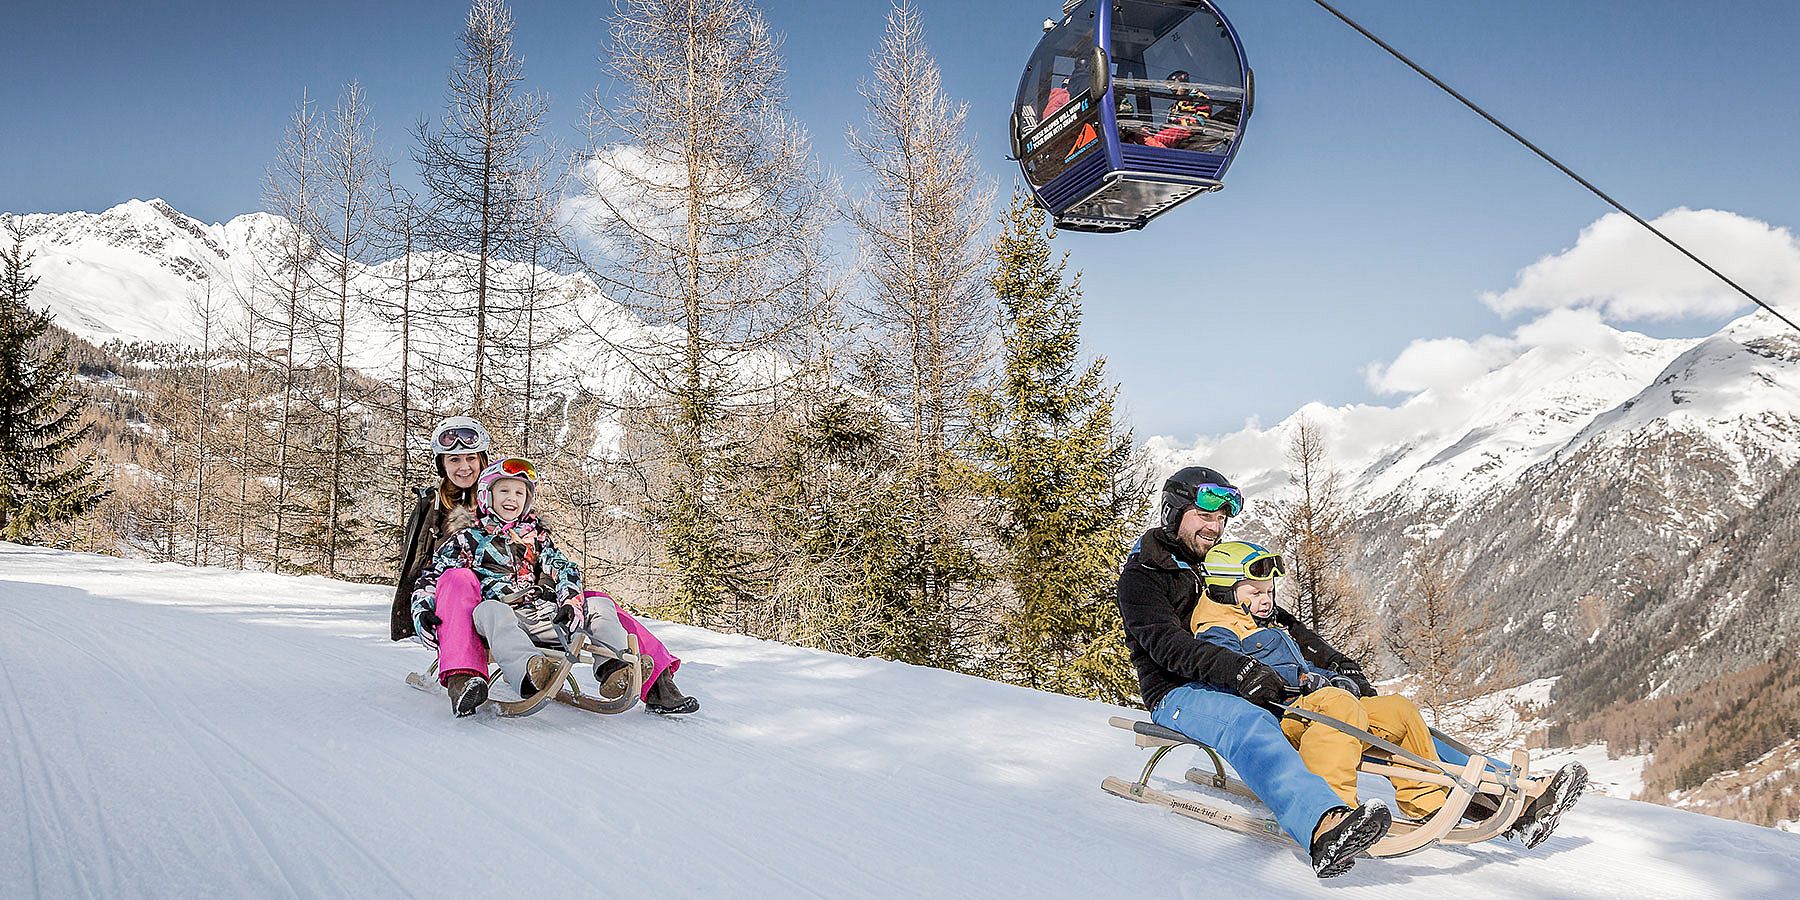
[1, 199, 703, 429]
[4, 199, 258, 345]
[1147, 307, 1800, 635]
[4, 541, 1797, 898]
[1144, 317, 1701, 523]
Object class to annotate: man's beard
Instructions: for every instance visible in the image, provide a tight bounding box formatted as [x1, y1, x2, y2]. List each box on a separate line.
[1183, 530, 1220, 557]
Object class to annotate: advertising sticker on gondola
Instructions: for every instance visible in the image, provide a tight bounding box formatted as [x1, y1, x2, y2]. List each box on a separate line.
[1022, 92, 1101, 188]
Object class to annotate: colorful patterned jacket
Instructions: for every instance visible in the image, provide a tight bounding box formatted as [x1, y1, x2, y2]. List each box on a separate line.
[409, 510, 586, 643]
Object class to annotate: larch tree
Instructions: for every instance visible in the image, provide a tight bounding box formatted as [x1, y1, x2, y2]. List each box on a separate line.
[577, 0, 828, 627]
[1385, 536, 1517, 728]
[968, 193, 1147, 702]
[845, 0, 995, 667]
[0, 236, 108, 542]
[369, 176, 434, 517]
[1269, 416, 1377, 661]
[414, 0, 553, 415]
[260, 91, 325, 573]
[309, 81, 383, 576]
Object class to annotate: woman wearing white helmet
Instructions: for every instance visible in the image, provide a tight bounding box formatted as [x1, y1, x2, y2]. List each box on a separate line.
[389, 415, 698, 716]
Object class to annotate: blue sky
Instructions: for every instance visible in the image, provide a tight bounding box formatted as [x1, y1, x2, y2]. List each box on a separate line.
[5, 0, 1798, 441]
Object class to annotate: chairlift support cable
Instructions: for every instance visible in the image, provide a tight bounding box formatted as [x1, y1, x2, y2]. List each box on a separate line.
[1306, 0, 1800, 335]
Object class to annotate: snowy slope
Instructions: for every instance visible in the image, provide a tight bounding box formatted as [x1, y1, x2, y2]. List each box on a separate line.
[2, 542, 1795, 899]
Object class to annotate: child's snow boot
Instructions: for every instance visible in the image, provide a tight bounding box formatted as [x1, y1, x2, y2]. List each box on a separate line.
[1508, 762, 1588, 848]
[1309, 801, 1390, 878]
[593, 656, 633, 700]
[504, 654, 568, 717]
[446, 673, 488, 717]
[645, 671, 700, 716]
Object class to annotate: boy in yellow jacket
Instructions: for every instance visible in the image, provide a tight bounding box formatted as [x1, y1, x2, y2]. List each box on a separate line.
[1193, 541, 1588, 844]
[1192, 541, 1452, 820]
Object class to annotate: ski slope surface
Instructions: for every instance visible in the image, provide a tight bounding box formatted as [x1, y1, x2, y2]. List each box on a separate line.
[2, 543, 1795, 899]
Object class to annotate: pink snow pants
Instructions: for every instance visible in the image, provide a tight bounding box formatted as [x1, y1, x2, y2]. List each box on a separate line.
[433, 568, 489, 683]
[434, 570, 679, 700]
[588, 590, 680, 701]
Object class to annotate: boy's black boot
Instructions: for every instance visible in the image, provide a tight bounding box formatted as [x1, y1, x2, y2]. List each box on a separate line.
[1509, 762, 1588, 849]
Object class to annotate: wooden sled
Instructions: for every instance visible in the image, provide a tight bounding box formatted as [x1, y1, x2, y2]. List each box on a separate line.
[1101, 711, 1531, 858]
[406, 630, 645, 717]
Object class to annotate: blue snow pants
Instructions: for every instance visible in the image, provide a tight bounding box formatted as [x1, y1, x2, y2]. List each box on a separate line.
[1152, 683, 1346, 847]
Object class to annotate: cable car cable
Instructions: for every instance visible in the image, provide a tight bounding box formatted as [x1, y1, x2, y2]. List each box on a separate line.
[1305, 0, 1800, 335]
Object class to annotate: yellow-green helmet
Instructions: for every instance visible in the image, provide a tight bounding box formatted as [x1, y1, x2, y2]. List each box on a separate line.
[1203, 541, 1287, 596]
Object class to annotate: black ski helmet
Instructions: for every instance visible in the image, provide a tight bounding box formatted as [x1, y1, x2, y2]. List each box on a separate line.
[1159, 466, 1237, 533]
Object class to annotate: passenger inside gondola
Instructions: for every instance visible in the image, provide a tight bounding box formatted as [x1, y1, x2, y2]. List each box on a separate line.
[1144, 70, 1219, 149]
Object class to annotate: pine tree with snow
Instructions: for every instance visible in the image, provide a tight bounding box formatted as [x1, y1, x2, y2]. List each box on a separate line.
[968, 194, 1148, 703]
[0, 237, 108, 542]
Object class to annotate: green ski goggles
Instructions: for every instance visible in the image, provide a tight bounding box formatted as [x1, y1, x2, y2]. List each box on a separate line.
[1193, 484, 1243, 517]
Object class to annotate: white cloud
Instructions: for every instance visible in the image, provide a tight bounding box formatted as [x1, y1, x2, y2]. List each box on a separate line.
[1364, 334, 1517, 396]
[1482, 208, 1800, 322]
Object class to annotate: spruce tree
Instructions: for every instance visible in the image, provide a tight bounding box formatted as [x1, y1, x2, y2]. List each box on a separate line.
[968, 194, 1148, 703]
[0, 237, 108, 541]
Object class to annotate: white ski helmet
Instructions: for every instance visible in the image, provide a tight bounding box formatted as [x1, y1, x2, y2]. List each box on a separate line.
[430, 416, 492, 456]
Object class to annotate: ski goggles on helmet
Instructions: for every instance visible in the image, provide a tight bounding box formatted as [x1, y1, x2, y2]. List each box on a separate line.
[1203, 542, 1285, 589]
[1240, 552, 1286, 580]
[497, 457, 537, 480]
[1192, 484, 1243, 517]
[435, 426, 485, 451]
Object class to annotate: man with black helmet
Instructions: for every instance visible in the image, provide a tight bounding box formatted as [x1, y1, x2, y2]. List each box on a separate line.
[1117, 466, 1392, 877]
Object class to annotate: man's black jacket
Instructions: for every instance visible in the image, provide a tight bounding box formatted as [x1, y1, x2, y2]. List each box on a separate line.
[1117, 526, 1354, 711]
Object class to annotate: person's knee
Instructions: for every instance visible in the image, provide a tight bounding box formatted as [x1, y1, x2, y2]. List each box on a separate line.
[470, 599, 514, 631]
[1309, 687, 1368, 727]
[1361, 694, 1402, 714]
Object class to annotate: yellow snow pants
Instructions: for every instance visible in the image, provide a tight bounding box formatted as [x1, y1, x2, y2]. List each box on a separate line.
[1281, 687, 1450, 819]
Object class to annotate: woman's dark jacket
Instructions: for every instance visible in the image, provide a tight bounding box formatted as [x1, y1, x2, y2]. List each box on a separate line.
[1116, 526, 1352, 710]
[390, 485, 453, 641]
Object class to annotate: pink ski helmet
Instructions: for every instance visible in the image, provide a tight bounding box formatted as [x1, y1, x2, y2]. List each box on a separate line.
[477, 457, 539, 518]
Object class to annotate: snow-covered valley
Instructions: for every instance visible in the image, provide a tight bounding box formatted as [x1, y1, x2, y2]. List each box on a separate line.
[2, 542, 1795, 899]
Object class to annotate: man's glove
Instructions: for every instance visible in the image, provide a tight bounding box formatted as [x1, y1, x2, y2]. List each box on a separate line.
[1333, 660, 1376, 697]
[1234, 657, 1288, 708]
[417, 608, 442, 638]
[552, 603, 576, 627]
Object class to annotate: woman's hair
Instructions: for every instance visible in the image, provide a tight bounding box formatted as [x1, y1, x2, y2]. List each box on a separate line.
[435, 451, 489, 511]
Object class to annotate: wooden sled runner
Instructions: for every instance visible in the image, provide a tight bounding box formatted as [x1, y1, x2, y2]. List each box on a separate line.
[1101, 709, 1532, 857]
[406, 629, 645, 717]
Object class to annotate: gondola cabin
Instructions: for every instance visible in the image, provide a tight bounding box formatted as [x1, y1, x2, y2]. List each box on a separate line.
[1013, 0, 1252, 233]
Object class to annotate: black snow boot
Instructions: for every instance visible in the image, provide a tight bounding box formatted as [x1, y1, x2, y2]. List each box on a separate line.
[446, 673, 488, 718]
[645, 671, 699, 716]
[1508, 762, 1588, 849]
[1309, 802, 1391, 878]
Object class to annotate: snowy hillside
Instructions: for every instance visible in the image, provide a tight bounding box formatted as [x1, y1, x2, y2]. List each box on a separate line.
[3, 542, 1796, 899]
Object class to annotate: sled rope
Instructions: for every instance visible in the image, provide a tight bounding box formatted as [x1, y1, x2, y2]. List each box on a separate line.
[1306, 0, 1800, 335]
[1275, 702, 1479, 795]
